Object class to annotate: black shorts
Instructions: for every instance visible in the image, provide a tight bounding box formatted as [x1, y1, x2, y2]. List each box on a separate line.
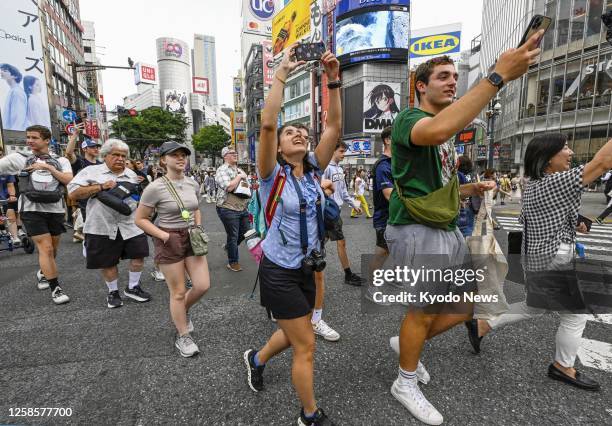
[85, 231, 149, 269]
[375, 227, 388, 251]
[259, 255, 316, 320]
[325, 216, 344, 242]
[21, 212, 66, 237]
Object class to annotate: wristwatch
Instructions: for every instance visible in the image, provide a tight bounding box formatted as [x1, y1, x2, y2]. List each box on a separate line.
[486, 72, 504, 90]
[327, 80, 342, 89]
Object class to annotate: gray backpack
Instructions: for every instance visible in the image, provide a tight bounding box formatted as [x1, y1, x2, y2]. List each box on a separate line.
[18, 154, 65, 203]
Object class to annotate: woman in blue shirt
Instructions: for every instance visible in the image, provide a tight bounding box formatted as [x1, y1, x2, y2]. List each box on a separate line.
[242, 44, 342, 426]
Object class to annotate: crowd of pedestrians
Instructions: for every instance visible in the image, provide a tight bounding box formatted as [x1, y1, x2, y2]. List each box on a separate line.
[2, 31, 611, 426]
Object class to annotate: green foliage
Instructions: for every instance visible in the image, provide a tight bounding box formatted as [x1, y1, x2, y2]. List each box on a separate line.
[109, 107, 189, 158]
[192, 124, 231, 166]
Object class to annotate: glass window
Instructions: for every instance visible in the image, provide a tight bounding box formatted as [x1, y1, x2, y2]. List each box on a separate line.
[550, 64, 565, 113]
[557, 0, 571, 47]
[537, 68, 551, 116]
[573, 127, 590, 163]
[586, 0, 605, 37]
[579, 56, 597, 109]
[563, 59, 581, 111]
[590, 125, 608, 158]
[571, 0, 587, 42]
[543, 1, 558, 50]
[595, 53, 612, 106]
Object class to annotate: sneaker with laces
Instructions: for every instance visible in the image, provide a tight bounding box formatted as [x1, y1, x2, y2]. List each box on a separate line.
[36, 270, 49, 290]
[243, 348, 265, 392]
[124, 284, 151, 302]
[312, 319, 340, 342]
[227, 262, 242, 272]
[107, 290, 123, 308]
[297, 408, 334, 426]
[391, 379, 443, 425]
[151, 270, 165, 282]
[51, 286, 70, 305]
[389, 337, 431, 384]
[18, 228, 26, 237]
[344, 272, 365, 287]
[175, 334, 199, 357]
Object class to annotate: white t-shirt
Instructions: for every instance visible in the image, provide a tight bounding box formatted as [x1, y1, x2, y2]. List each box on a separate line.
[355, 177, 366, 196]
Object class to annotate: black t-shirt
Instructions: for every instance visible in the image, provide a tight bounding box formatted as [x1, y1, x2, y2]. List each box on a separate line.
[372, 154, 393, 230]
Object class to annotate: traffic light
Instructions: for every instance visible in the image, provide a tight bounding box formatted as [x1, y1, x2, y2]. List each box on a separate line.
[117, 106, 138, 117]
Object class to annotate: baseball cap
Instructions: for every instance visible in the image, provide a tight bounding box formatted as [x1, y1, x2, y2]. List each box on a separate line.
[81, 139, 100, 149]
[159, 140, 191, 156]
[221, 146, 237, 157]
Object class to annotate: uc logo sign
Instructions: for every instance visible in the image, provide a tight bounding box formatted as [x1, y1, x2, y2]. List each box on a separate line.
[410, 34, 460, 56]
[250, 0, 275, 20]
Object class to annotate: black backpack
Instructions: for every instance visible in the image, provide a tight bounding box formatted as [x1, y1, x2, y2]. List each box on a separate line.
[18, 154, 65, 203]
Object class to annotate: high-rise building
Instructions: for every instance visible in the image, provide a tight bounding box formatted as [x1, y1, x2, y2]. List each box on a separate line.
[82, 20, 106, 140]
[192, 34, 219, 107]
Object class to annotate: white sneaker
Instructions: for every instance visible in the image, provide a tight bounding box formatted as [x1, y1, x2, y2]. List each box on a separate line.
[312, 319, 340, 342]
[151, 270, 165, 282]
[391, 379, 443, 425]
[175, 334, 199, 357]
[18, 228, 26, 237]
[389, 336, 431, 384]
[36, 270, 49, 290]
[51, 286, 70, 305]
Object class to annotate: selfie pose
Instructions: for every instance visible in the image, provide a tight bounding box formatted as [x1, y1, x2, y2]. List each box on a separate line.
[242, 44, 341, 426]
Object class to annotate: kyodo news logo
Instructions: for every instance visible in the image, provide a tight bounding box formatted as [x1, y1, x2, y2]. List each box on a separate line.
[163, 40, 183, 58]
[250, 0, 275, 20]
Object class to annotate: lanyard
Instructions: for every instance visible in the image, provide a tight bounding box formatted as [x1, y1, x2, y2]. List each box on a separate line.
[288, 172, 325, 255]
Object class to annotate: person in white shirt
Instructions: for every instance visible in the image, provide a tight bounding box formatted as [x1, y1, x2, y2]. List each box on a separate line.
[351, 169, 372, 218]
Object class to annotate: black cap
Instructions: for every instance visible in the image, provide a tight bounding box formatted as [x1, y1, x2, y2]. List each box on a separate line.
[159, 141, 191, 156]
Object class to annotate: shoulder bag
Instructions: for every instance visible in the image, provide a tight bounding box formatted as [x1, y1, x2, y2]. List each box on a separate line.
[162, 176, 209, 256]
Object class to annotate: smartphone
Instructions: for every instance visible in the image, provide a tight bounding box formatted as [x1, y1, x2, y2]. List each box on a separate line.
[294, 42, 326, 62]
[577, 214, 593, 232]
[518, 14, 552, 48]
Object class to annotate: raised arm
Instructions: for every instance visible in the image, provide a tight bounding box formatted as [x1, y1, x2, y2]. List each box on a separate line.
[584, 138, 612, 185]
[65, 122, 85, 164]
[314, 52, 341, 170]
[258, 44, 305, 179]
[411, 30, 543, 146]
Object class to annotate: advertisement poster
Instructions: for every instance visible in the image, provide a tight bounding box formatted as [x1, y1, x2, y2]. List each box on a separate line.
[0, 0, 51, 131]
[134, 63, 157, 85]
[157, 38, 189, 65]
[362, 82, 401, 133]
[262, 41, 274, 86]
[345, 138, 371, 156]
[193, 77, 209, 95]
[409, 23, 462, 66]
[272, 0, 312, 55]
[243, 0, 284, 36]
[233, 77, 242, 111]
[164, 89, 189, 115]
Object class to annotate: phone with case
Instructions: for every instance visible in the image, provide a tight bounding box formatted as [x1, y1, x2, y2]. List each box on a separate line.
[518, 14, 552, 48]
[294, 42, 326, 62]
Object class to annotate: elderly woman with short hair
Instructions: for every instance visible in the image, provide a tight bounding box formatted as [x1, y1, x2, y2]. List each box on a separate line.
[68, 139, 151, 309]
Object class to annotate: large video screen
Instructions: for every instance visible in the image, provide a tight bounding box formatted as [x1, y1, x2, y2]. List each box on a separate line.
[335, 5, 410, 66]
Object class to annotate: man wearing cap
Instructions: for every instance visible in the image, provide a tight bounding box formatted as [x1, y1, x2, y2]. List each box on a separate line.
[65, 125, 101, 240]
[68, 139, 151, 309]
[215, 146, 251, 272]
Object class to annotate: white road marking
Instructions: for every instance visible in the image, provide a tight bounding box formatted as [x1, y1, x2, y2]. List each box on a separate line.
[578, 338, 612, 373]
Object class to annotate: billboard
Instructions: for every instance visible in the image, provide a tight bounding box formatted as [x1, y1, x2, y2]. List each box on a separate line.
[345, 138, 371, 156]
[272, 0, 312, 55]
[262, 41, 274, 86]
[156, 38, 190, 65]
[409, 23, 462, 66]
[0, 0, 51, 131]
[163, 89, 189, 115]
[193, 77, 209, 95]
[243, 0, 284, 35]
[335, 1, 410, 66]
[336, 0, 409, 16]
[363, 82, 400, 133]
[134, 63, 157, 85]
[233, 77, 242, 111]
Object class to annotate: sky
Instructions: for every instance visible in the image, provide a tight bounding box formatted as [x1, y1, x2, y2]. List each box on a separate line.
[79, 0, 484, 110]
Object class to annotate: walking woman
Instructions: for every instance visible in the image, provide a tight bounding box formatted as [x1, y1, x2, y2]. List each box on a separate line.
[242, 44, 341, 425]
[135, 141, 210, 358]
[466, 132, 612, 391]
[351, 169, 372, 218]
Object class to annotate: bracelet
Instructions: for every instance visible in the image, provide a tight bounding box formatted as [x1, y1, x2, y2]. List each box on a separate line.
[276, 74, 287, 85]
[327, 80, 342, 89]
[98, 184, 103, 192]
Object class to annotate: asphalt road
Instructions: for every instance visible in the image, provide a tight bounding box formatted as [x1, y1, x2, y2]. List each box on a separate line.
[1, 196, 611, 425]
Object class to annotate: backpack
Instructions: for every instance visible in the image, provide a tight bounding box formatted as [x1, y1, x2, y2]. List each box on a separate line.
[18, 154, 65, 204]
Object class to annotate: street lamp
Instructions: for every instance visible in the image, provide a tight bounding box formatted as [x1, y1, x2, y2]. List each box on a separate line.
[486, 97, 501, 169]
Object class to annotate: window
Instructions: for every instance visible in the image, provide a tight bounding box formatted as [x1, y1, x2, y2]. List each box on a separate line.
[594, 53, 612, 106]
[550, 64, 565, 113]
[563, 59, 580, 111]
[543, 1, 558, 50]
[573, 127, 590, 163]
[578, 56, 597, 109]
[586, 0, 604, 37]
[557, 0, 571, 47]
[571, 0, 587, 42]
[536, 68, 551, 116]
[590, 125, 608, 157]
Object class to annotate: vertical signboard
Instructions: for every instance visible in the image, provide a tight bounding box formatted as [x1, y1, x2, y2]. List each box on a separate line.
[233, 77, 242, 111]
[262, 41, 274, 86]
[134, 63, 157, 85]
[309, 0, 323, 44]
[0, 0, 51, 131]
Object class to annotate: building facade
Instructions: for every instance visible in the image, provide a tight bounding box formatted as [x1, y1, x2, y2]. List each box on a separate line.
[192, 34, 219, 107]
[244, 44, 264, 166]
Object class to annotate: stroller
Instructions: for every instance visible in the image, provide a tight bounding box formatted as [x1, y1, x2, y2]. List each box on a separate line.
[0, 199, 35, 254]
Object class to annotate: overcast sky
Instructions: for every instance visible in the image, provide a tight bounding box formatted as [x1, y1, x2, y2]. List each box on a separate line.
[80, 0, 484, 109]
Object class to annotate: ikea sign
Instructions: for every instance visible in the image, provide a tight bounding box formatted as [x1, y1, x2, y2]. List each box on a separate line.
[409, 31, 461, 58]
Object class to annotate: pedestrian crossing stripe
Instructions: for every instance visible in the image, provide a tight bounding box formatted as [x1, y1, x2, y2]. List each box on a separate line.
[578, 315, 612, 372]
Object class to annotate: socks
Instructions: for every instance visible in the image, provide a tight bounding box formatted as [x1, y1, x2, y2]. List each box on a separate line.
[304, 409, 318, 419]
[311, 309, 322, 324]
[48, 277, 59, 291]
[106, 279, 118, 292]
[344, 267, 352, 278]
[128, 271, 142, 289]
[254, 351, 265, 367]
[397, 367, 417, 388]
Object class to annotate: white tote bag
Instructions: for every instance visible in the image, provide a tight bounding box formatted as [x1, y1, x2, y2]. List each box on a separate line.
[466, 191, 510, 320]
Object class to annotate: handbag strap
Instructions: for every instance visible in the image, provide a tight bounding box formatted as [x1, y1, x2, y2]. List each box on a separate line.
[162, 176, 189, 223]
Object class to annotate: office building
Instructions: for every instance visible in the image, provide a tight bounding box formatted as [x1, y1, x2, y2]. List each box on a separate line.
[192, 34, 219, 107]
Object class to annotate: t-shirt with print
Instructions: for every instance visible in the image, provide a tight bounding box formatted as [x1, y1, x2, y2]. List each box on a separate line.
[388, 108, 457, 230]
[139, 177, 200, 229]
[258, 153, 325, 270]
[372, 154, 393, 230]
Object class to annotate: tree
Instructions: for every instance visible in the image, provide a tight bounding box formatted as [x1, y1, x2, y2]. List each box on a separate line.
[192, 124, 231, 166]
[110, 107, 189, 158]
